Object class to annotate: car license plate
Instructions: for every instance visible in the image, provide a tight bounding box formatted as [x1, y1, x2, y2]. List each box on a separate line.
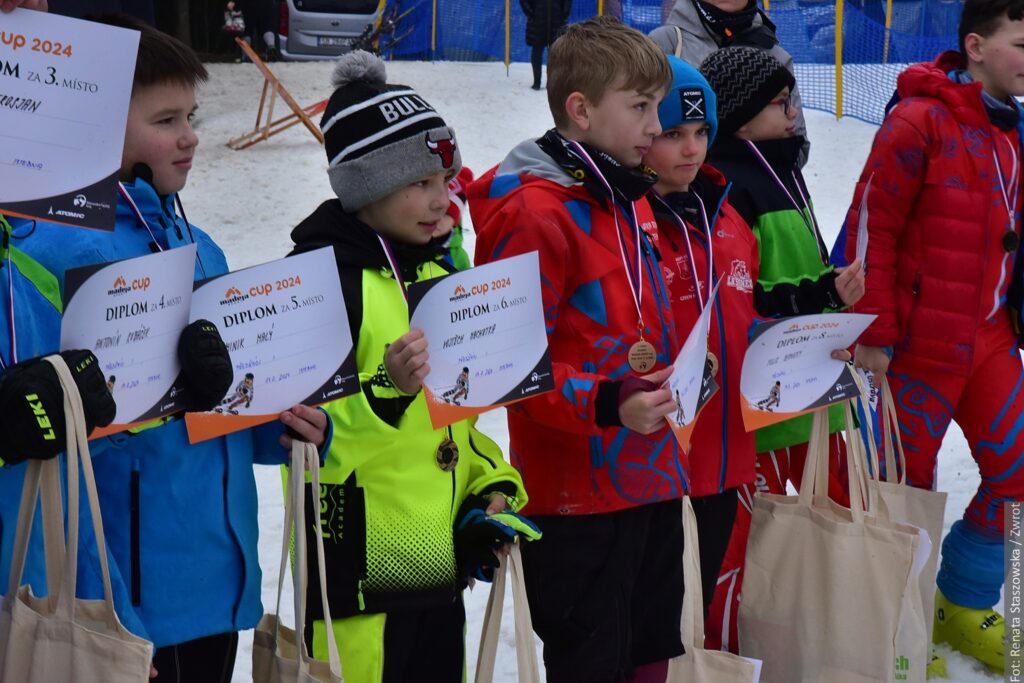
[317, 36, 351, 47]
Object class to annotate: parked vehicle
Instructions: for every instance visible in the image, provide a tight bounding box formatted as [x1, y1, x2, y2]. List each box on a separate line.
[277, 0, 386, 60]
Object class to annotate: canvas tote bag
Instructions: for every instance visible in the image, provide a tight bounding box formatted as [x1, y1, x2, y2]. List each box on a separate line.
[0, 354, 153, 682]
[667, 496, 758, 682]
[739, 406, 928, 683]
[474, 543, 541, 683]
[860, 377, 946, 646]
[252, 441, 343, 683]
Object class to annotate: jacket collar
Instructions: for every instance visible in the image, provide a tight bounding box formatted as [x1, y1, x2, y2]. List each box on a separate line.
[653, 165, 729, 235]
[710, 134, 804, 167]
[289, 199, 449, 282]
[667, 0, 767, 40]
[115, 175, 178, 228]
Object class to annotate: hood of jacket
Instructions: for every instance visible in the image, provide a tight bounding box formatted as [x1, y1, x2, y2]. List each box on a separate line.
[896, 51, 997, 131]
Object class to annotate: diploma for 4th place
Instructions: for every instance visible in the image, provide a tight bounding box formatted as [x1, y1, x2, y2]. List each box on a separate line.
[185, 247, 358, 443]
[60, 245, 198, 437]
[740, 313, 876, 431]
[409, 251, 554, 429]
[0, 9, 139, 230]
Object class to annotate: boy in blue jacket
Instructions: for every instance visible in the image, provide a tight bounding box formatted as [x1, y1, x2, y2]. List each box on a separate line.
[12, 15, 329, 681]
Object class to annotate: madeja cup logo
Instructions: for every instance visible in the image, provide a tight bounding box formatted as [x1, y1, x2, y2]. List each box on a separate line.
[107, 274, 149, 297]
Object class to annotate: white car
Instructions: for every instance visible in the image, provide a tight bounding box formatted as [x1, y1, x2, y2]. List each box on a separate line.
[277, 0, 385, 60]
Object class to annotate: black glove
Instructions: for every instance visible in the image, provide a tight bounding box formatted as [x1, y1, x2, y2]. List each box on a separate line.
[454, 507, 508, 582]
[0, 350, 116, 465]
[178, 319, 234, 412]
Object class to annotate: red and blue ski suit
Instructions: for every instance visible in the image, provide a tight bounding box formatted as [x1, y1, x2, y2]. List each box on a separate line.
[844, 52, 1024, 609]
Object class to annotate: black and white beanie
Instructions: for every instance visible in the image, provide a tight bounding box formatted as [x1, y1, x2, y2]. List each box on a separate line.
[698, 46, 795, 137]
[320, 51, 461, 212]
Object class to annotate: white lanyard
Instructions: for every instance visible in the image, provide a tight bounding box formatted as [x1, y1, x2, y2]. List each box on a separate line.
[376, 234, 410, 307]
[118, 182, 164, 252]
[653, 191, 714, 312]
[118, 183, 207, 278]
[987, 137, 1021, 321]
[565, 140, 646, 333]
[744, 140, 828, 262]
[994, 139, 1020, 232]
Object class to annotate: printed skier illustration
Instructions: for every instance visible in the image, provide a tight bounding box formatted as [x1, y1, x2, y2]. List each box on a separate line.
[215, 372, 255, 415]
[442, 367, 470, 405]
[755, 381, 782, 412]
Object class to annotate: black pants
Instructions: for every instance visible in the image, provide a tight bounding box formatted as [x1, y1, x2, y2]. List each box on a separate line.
[531, 44, 545, 87]
[691, 488, 739, 617]
[521, 499, 685, 683]
[379, 599, 466, 683]
[152, 631, 238, 683]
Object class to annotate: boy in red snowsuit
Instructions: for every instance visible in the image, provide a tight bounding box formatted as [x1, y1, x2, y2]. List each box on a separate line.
[848, 0, 1024, 671]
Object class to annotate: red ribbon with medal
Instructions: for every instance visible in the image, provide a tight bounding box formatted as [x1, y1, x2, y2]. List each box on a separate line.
[566, 141, 658, 374]
[376, 234, 459, 472]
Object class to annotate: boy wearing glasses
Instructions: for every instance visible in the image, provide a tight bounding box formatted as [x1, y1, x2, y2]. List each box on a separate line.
[695, 45, 865, 650]
[698, 45, 863, 478]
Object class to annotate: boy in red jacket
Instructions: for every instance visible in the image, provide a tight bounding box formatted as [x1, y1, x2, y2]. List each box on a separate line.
[847, 0, 1024, 671]
[641, 56, 759, 620]
[470, 16, 683, 683]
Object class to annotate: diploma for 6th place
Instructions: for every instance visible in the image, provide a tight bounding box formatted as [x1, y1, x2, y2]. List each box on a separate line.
[409, 251, 554, 429]
[0, 9, 139, 230]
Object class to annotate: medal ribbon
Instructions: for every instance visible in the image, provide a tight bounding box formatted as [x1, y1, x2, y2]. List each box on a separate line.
[744, 140, 829, 263]
[565, 139, 646, 335]
[119, 184, 209, 278]
[988, 138, 1021, 320]
[376, 234, 410, 307]
[652, 191, 714, 313]
[119, 182, 164, 252]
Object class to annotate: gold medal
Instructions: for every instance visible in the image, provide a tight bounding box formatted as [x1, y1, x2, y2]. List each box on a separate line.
[628, 340, 657, 373]
[436, 437, 459, 472]
[706, 352, 719, 377]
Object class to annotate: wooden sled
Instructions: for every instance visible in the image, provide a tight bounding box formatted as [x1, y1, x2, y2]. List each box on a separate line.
[227, 37, 326, 151]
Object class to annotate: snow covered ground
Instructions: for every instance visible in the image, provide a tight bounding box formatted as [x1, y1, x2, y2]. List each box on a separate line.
[181, 59, 999, 682]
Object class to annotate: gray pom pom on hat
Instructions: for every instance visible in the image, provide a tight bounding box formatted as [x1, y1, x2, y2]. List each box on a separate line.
[330, 49, 387, 88]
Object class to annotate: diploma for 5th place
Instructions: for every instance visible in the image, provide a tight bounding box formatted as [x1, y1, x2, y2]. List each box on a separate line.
[409, 251, 554, 429]
[0, 10, 139, 230]
[185, 247, 357, 443]
[60, 245, 198, 438]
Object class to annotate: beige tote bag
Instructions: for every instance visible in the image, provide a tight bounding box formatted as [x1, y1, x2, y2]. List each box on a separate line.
[0, 354, 153, 682]
[253, 441, 343, 683]
[739, 407, 928, 683]
[853, 377, 946, 646]
[667, 496, 759, 682]
[474, 543, 541, 683]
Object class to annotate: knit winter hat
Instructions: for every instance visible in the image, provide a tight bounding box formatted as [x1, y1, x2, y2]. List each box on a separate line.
[320, 50, 462, 212]
[698, 46, 795, 137]
[658, 55, 718, 146]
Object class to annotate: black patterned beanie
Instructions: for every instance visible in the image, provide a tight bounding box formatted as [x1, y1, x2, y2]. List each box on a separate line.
[320, 50, 461, 212]
[698, 46, 795, 137]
